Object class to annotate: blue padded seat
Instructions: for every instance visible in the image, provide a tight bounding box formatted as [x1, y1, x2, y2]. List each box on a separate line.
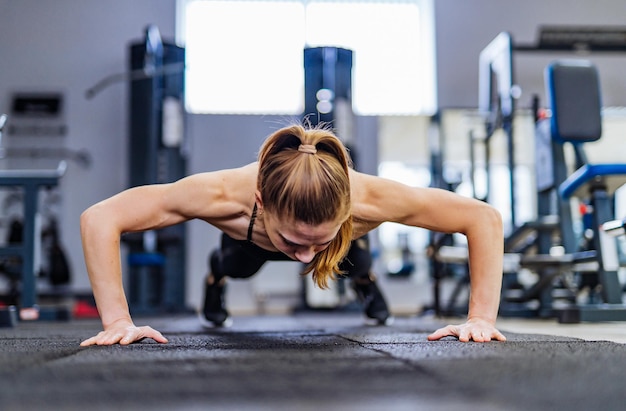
[546, 60, 602, 144]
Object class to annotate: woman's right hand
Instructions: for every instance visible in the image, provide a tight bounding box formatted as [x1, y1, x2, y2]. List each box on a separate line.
[80, 318, 168, 346]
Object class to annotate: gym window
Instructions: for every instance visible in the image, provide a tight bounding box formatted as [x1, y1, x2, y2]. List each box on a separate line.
[176, 0, 436, 115]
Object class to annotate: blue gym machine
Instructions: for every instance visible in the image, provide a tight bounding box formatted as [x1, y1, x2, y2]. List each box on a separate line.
[540, 60, 626, 322]
[440, 29, 626, 322]
[507, 42, 626, 322]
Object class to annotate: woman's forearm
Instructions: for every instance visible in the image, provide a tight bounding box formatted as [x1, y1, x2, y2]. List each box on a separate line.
[80, 208, 133, 328]
[466, 206, 504, 324]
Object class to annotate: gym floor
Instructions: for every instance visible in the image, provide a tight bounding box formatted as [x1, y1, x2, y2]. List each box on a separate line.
[1, 312, 625, 411]
[495, 316, 626, 344]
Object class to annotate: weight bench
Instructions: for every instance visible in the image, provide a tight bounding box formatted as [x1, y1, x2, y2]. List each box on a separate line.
[0, 161, 68, 323]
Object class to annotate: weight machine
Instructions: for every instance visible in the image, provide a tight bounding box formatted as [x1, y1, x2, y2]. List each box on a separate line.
[301, 46, 356, 310]
[436, 28, 626, 322]
[87, 26, 188, 315]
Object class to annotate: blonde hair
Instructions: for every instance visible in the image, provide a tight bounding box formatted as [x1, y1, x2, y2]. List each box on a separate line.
[257, 123, 353, 288]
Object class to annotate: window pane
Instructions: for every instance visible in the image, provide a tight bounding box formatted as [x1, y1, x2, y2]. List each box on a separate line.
[183, 0, 305, 114]
[305, 2, 432, 115]
[178, 0, 435, 115]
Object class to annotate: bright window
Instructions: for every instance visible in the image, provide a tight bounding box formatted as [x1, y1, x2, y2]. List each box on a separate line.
[177, 0, 436, 115]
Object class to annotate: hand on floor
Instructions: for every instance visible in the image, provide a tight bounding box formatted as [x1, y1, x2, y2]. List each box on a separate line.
[427, 317, 506, 342]
[80, 319, 168, 346]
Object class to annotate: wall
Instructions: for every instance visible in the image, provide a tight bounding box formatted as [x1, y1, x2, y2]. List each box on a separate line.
[435, 0, 626, 109]
[0, 0, 176, 296]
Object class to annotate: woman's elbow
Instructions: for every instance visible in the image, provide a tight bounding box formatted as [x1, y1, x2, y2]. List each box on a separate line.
[80, 203, 108, 238]
[480, 203, 504, 236]
[80, 206, 95, 238]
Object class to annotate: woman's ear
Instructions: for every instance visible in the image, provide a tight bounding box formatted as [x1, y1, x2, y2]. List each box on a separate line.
[255, 190, 263, 211]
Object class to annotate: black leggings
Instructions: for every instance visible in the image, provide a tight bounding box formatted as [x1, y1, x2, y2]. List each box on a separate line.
[209, 233, 372, 281]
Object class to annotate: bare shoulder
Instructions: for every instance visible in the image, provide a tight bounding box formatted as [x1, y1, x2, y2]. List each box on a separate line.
[170, 163, 258, 220]
[350, 169, 416, 208]
[349, 170, 412, 232]
[349, 169, 441, 228]
[180, 163, 257, 190]
[349, 169, 499, 235]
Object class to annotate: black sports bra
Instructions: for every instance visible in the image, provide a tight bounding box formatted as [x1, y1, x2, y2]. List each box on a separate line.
[247, 203, 258, 243]
[238, 203, 291, 261]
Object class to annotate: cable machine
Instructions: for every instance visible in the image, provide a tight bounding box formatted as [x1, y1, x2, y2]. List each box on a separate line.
[302, 46, 355, 309]
[125, 26, 188, 315]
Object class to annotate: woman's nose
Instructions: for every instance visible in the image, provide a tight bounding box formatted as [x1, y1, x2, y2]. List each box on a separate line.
[294, 247, 315, 263]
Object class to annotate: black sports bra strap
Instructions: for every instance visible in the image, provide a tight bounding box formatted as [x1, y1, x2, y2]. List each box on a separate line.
[247, 203, 258, 243]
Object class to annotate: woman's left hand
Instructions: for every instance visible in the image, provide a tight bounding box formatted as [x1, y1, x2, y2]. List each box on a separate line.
[427, 317, 506, 342]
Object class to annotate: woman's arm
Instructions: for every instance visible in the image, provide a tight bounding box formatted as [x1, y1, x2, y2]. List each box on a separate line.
[352, 173, 506, 342]
[79, 171, 237, 346]
[79, 182, 192, 346]
[422, 192, 506, 342]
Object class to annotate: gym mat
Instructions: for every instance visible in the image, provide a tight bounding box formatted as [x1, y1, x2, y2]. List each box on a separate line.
[1, 313, 624, 410]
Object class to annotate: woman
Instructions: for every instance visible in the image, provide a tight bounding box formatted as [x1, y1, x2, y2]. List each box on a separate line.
[80, 123, 506, 346]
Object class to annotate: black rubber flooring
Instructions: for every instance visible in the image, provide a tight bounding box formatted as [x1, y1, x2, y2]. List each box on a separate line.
[1, 313, 625, 411]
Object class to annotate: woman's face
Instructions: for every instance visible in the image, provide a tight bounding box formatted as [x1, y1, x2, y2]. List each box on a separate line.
[263, 210, 341, 263]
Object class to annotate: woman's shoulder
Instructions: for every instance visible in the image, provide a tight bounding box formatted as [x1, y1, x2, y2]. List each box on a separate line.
[183, 162, 258, 186]
[349, 169, 422, 224]
[349, 170, 390, 220]
[172, 163, 258, 225]
[349, 169, 393, 201]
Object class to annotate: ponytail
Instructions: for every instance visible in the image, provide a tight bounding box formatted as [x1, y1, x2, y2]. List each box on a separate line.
[257, 123, 353, 288]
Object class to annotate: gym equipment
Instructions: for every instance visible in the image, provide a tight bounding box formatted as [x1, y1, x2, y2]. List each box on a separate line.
[301, 46, 356, 310]
[476, 32, 518, 227]
[86, 26, 187, 314]
[498, 60, 626, 322]
[603, 217, 626, 238]
[0, 160, 67, 321]
[475, 27, 626, 232]
[125, 25, 188, 315]
[0, 113, 69, 321]
[303, 46, 353, 134]
[543, 60, 626, 322]
[440, 30, 626, 321]
[426, 111, 468, 316]
[515, 25, 626, 52]
[0, 304, 17, 327]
